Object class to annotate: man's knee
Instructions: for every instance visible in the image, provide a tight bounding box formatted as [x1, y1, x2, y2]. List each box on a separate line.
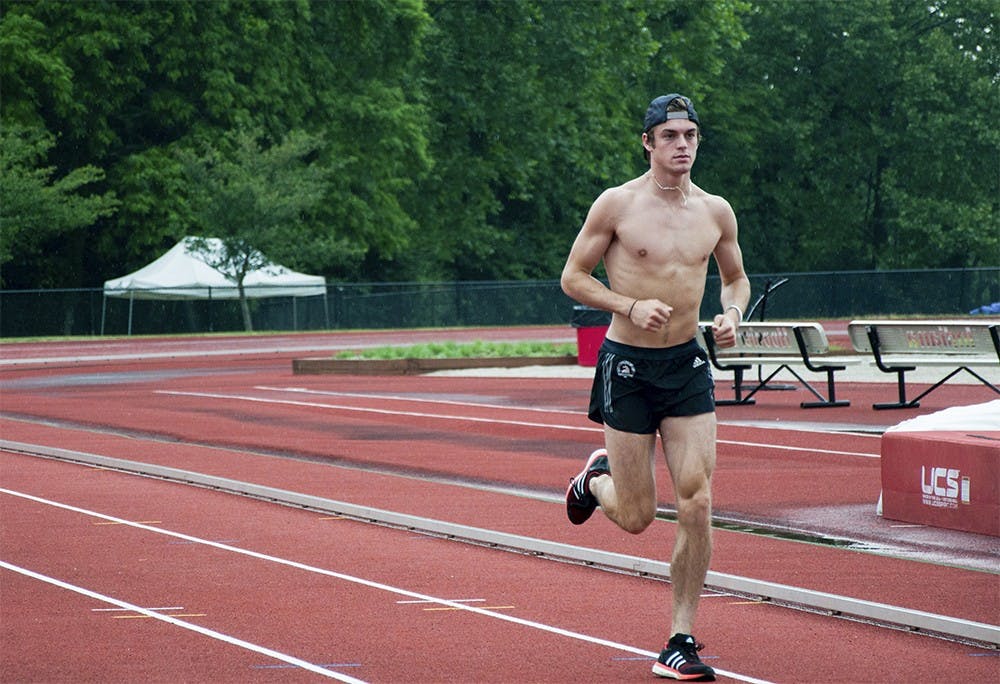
[619, 500, 657, 534]
[676, 489, 712, 530]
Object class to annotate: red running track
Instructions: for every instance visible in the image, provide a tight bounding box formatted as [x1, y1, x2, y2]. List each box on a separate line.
[1, 329, 998, 682]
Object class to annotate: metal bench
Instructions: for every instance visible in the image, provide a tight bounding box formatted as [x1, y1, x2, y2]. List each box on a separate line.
[848, 319, 1000, 409]
[698, 321, 857, 408]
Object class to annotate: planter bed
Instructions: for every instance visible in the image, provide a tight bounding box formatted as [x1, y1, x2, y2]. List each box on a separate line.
[292, 355, 577, 375]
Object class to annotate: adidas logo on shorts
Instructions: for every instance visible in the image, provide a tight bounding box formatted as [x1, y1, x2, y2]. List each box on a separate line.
[692, 356, 706, 368]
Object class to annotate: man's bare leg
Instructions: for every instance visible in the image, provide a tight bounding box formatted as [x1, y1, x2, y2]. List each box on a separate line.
[588, 427, 659, 534]
[573, 416, 717, 680]
[660, 412, 716, 636]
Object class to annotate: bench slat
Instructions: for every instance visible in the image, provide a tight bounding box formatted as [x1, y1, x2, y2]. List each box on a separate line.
[848, 320, 998, 356]
[870, 356, 999, 368]
[847, 320, 999, 409]
[700, 321, 831, 357]
[699, 321, 850, 408]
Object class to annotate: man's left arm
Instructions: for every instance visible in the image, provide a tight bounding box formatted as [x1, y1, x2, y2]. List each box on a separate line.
[711, 200, 751, 348]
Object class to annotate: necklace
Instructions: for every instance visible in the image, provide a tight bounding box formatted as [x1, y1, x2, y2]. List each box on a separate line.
[649, 172, 690, 207]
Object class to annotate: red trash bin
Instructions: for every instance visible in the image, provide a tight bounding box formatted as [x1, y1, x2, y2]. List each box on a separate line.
[571, 306, 610, 367]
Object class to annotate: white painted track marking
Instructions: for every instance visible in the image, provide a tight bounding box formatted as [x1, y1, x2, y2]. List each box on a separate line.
[257, 386, 583, 415]
[1, 486, 774, 684]
[0, 559, 366, 683]
[157, 389, 879, 458]
[157, 390, 593, 432]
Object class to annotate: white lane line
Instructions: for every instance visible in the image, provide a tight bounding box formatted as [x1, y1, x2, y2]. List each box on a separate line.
[717, 439, 878, 458]
[256, 386, 581, 416]
[0, 559, 365, 683]
[396, 598, 485, 604]
[92, 606, 184, 612]
[157, 389, 879, 458]
[1, 487, 773, 684]
[156, 390, 596, 433]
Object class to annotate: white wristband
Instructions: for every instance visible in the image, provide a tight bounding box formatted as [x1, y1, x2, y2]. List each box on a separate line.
[726, 304, 743, 322]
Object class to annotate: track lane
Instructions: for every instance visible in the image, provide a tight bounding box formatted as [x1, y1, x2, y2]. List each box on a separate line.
[3, 416, 996, 624]
[2, 454, 772, 683]
[2, 335, 998, 683]
[4, 453, 996, 683]
[0, 369, 893, 548]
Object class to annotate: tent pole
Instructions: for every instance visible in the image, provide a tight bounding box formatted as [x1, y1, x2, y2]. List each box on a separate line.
[128, 292, 134, 335]
[100, 295, 107, 336]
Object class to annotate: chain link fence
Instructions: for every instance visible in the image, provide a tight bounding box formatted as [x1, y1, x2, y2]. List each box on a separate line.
[1, 268, 997, 338]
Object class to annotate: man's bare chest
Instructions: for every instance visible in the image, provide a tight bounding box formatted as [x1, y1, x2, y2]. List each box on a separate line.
[612, 210, 719, 268]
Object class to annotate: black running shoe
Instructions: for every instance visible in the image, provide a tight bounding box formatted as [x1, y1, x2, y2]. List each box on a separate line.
[565, 448, 609, 525]
[652, 633, 716, 681]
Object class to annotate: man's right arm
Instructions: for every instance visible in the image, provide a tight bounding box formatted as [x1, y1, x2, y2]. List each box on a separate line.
[560, 191, 636, 320]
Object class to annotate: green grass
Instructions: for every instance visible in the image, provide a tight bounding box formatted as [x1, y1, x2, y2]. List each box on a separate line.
[335, 340, 576, 360]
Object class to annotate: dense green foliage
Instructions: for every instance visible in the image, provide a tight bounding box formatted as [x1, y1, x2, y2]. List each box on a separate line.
[0, 124, 118, 275]
[2, 0, 996, 290]
[701, 0, 999, 271]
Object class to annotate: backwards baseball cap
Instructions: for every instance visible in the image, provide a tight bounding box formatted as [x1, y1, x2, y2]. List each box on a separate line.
[643, 93, 699, 132]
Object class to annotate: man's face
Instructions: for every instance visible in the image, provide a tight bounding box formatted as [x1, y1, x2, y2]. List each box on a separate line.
[644, 119, 699, 172]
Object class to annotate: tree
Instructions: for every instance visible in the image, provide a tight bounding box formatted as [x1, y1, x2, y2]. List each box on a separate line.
[296, 0, 431, 280]
[179, 128, 328, 330]
[702, 0, 999, 272]
[2, 0, 993, 295]
[0, 125, 118, 285]
[0, 0, 431, 288]
[405, 0, 747, 282]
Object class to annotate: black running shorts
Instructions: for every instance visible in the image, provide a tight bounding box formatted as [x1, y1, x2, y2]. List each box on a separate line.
[588, 338, 716, 434]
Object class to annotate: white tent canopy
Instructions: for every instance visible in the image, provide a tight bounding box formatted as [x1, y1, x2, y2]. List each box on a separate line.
[103, 236, 326, 300]
[101, 237, 327, 334]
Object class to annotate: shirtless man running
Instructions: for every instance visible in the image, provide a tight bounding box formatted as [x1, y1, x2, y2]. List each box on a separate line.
[560, 93, 750, 681]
